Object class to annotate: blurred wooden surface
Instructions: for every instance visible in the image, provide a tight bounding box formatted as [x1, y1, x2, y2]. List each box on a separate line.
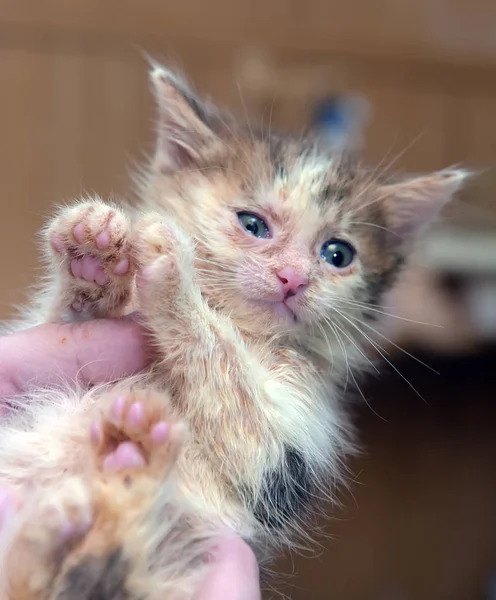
[1, 0, 496, 66]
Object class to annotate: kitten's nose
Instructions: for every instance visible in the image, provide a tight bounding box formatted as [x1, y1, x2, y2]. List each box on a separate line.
[276, 267, 309, 297]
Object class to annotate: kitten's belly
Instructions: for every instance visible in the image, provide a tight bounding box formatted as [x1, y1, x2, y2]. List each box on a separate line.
[177, 441, 314, 538]
[252, 447, 313, 530]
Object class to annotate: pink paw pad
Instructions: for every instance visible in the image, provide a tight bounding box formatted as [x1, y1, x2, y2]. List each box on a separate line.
[113, 257, 129, 276]
[127, 402, 144, 429]
[111, 395, 126, 420]
[95, 230, 110, 250]
[151, 422, 169, 444]
[71, 255, 109, 286]
[50, 233, 66, 255]
[90, 416, 146, 472]
[91, 396, 170, 474]
[72, 223, 86, 244]
[103, 442, 146, 471]
[59, 512, 93, 543]
[90, 420, 103, 446]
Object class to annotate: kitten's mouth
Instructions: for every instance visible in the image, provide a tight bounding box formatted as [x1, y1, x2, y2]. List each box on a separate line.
[250, 297, 298, 323]
[273, 300, 298, 323]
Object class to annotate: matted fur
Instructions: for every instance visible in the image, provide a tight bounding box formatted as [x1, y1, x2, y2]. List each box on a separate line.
[0, 65, 467, 598]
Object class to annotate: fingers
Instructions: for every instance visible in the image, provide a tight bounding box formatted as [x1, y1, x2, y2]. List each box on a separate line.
[0, 316, 153, 399]
[196, 537, 261, 600]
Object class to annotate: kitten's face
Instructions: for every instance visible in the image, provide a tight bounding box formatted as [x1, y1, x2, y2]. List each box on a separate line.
[144, 67, 466, 342]
[166, 149, 397, 336]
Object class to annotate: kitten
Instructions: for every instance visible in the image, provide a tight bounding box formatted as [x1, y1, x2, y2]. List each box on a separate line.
[0, 66, 467, 599]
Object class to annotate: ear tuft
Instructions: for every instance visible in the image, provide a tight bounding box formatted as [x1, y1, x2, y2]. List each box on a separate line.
[150, 66, 190, 99]
[149, 65, 219, 173]
[382, 168, 470, 238]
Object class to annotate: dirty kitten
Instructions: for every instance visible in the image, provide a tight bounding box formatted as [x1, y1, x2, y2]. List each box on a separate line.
[0, 65, 467, 599]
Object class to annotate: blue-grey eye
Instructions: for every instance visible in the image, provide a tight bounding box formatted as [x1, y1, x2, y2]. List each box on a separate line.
[320, 239, 355, 268]
[237, 212, 270, 239]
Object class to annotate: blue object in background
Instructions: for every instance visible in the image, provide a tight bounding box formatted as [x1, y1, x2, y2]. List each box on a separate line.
[311, 94, 371, 153]
[313, 97, 349, 133]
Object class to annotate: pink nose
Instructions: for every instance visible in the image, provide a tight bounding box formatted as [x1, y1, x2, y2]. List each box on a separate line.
[276, 267, 309, 297]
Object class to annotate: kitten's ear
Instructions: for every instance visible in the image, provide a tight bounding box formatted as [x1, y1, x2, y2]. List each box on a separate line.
[150, 67, 220, 173]
[381, 169, 469, 238]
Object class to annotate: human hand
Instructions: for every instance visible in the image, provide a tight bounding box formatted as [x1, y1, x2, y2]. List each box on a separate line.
[197, 537, 261, 600]
[0, 315, 152, 402]
[0, 319, 262, 599]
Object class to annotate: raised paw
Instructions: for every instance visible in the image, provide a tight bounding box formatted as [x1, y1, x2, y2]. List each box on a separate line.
[133, 216, 197, 313]
[46, 199, 135, 317]
[91, 391, 184, 479]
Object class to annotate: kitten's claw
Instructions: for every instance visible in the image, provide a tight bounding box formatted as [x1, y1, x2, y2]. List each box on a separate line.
[92, 392, 184, 478]
[46, 199, 135, 318]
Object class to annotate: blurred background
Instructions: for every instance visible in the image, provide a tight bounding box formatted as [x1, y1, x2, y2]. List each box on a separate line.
[1, 1, 496, 598]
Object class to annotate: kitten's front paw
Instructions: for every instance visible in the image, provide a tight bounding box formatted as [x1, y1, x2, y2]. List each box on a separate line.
[46, 199, 135, 318]
[91, 390, 185, 480]
[134, 216, 196, 311]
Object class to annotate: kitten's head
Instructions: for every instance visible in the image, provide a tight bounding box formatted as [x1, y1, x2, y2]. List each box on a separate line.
[142, 67, 467, 352]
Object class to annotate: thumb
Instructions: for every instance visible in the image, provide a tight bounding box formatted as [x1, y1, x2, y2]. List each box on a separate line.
[196, 537, 261, 600]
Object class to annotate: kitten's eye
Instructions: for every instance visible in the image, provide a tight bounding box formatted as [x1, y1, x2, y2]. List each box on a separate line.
[320, 239, 356, 269]
[237, 212, 270, 239]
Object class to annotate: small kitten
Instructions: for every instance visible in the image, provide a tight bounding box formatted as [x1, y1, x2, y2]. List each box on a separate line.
[0, 66, 467, 599]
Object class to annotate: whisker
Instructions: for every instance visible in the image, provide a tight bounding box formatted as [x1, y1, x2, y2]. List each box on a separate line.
[326, 319, 387, 422]
[315, 321, 337, 380]
[348, 221, 400, 237]
[174, 165, 244, 176]
[235, 81, 268, 181]
[362, 135, 399, 185]
[348, 315, 439, 375]
[323, 295, 442, 327]
[332, 308, 429, 405]
[196, 259, 238, 271]
[373, 130, 427, 182]
[322, 319, 351, 392]
[351, 132, 427, 218]
[323, 316, 379, 375]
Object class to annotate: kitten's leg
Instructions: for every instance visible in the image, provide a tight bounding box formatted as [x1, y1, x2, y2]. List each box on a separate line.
[2, 391, 185, 600]
[54, 391, 186, 599]
[133, 218, 313, 485]
[133, 216, 211, 348]
[134, 217, 258, 375]
[42, 198, 136, 322]
[2, 477, 93, 599]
